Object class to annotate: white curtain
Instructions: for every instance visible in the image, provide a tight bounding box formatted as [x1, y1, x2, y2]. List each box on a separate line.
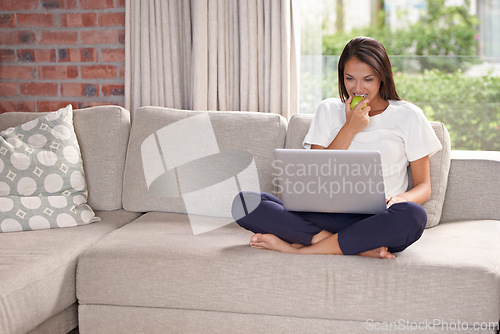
[125, 0, 299, 119]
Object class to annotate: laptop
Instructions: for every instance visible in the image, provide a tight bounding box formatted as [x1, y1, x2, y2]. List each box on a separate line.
[273, 149, 387, 214]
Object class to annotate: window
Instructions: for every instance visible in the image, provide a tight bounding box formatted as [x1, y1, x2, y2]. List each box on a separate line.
[298, 0, 500, 151]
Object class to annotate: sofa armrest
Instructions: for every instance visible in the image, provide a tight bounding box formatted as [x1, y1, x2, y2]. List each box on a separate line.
[440, 150, 500, 223]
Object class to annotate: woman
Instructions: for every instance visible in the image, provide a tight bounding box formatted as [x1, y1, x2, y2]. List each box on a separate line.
[231, 37, 442, 259]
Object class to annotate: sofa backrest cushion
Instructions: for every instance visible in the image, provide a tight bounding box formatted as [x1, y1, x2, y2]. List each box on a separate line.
[440, 150, 500, 223]
[122, 107, 287, 214]
[0, 106, 131, 211]
[285, 114, 451, 228]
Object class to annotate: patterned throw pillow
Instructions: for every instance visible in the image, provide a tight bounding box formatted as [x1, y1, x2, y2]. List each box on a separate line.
[0, 105, 99, 233]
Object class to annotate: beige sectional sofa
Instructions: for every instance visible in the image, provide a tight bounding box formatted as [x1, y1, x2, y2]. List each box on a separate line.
[0, 106, 498, 334]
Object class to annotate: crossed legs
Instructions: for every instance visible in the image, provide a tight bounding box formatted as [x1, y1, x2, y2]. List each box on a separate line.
[249, 231, 395, 259]
[232, 191, 427, 259]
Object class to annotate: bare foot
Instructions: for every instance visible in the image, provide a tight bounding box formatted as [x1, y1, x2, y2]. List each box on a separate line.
[311, 230, 333, 244]
[358, 247, 396, 259]
[289, 231, 331, 249]
[250, 233, 298, 253]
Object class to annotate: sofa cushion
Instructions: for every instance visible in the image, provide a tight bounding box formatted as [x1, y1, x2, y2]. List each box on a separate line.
[412, 122, 451, 227]
[285, 114, 451, 228]
[77, 212, 499, 328]
[0, 105, 98, 232]
[0, 105, 131, 211]
[441, 150, 500, 223]
[122, 107, 287, 216]
[0, 210, 141, 334]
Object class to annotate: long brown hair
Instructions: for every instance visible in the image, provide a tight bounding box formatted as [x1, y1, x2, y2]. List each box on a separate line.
[338, 36, 400, 102]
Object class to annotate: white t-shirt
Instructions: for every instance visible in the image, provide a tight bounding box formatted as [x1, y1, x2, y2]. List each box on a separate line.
[303, 98, 442, 196]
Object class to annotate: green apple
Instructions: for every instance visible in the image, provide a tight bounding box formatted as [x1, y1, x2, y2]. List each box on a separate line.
[350, 95, 365, 109]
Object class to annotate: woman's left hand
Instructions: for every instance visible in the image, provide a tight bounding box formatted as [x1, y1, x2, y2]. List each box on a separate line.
[386, 195, 409, 208]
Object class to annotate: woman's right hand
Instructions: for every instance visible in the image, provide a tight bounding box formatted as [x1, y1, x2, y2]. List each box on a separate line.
[344, 96, 371, 135]
[320, 97, 372, 150]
